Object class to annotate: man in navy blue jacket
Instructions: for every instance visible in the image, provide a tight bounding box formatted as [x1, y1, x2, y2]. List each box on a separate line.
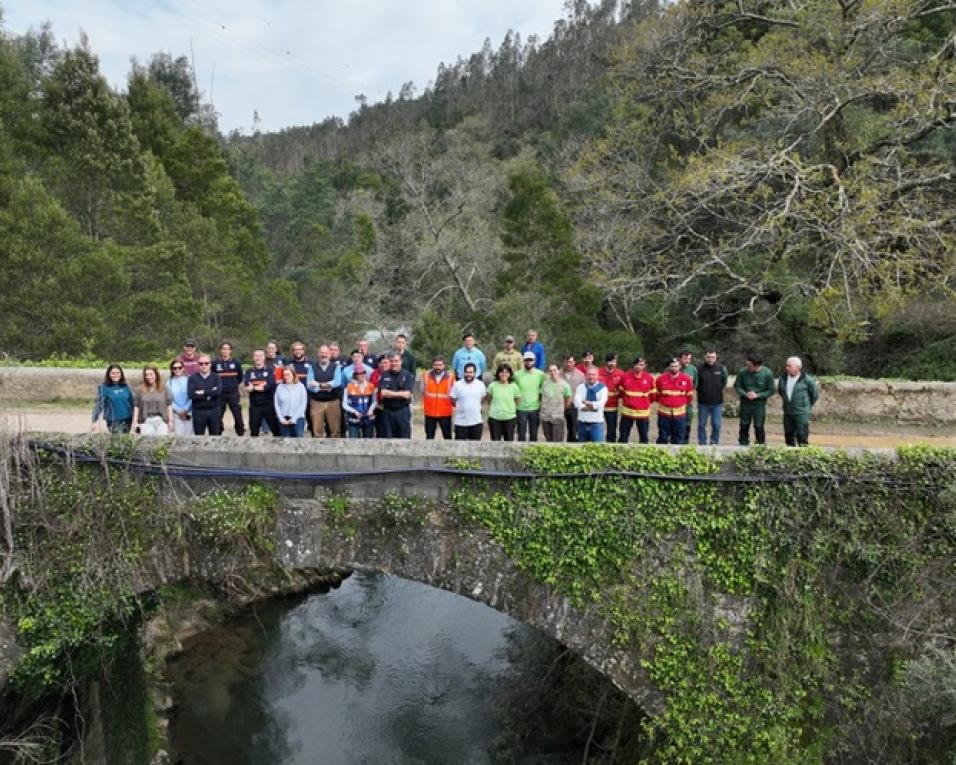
[187, 355, 223, 436]
[213, 341, 244, 436]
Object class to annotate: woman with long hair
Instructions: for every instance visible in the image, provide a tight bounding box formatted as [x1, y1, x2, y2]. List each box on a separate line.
[274, 366, 307, 437]
[167, 359, 193, 436]
[132, 365, 173, 435]
[91, 364, 135, 434]
[484, 364, 521, 441]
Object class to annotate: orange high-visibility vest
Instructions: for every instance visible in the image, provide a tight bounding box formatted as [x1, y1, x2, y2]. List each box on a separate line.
[422, 370, 455, 418]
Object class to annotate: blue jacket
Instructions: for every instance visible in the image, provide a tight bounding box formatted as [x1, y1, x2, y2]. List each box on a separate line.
[452, 347, 487, 379]
[92, 383, 134, 424]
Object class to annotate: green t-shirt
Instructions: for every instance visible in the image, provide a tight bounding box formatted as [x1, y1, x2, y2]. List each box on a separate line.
[514, 368, 545, 411]
[487, 381, 520, 421]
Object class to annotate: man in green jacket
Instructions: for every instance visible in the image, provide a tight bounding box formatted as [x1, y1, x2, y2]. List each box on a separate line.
[734, 352, 775, 446]
[679, 350, 697, 445]
[778, 356, 819, 447]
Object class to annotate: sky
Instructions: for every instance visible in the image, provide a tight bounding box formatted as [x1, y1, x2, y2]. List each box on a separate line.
[3, 0, 572, 134]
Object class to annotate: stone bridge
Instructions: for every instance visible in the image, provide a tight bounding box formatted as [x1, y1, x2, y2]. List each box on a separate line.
[154, 437, 689, 708]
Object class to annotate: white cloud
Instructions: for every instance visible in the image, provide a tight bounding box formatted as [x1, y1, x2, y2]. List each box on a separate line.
[2, 0, 570, 133]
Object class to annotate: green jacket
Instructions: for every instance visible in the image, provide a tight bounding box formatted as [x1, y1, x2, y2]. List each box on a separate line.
[734, 366, 775, 408]
[778, 373, 819, 416]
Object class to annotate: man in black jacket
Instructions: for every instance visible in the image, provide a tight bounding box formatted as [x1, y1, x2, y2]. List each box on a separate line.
[695, 349, 728, 446]
[377, 352, 415, 438]
[187, 355, 223, 436]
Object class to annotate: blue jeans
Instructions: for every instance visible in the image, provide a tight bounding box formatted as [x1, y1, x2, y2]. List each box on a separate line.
[577, 420, 605, 442]
[348, 421, 375, 438]
[697, 404, 723, 445]
[656, 415, 686, 445]
[278, 417, 305, 437]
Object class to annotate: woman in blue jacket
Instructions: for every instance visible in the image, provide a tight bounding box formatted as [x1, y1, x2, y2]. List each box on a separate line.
[91, 364, 135, 433]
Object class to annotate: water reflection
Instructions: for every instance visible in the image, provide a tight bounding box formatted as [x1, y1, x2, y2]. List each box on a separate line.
[168, 572, 530, 764]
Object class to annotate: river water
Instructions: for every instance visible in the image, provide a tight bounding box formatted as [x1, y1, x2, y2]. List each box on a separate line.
[167, 572, 538, 764]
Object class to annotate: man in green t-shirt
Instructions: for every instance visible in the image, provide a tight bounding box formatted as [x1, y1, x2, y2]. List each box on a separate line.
[734, 352, 775, 446]
[514, 351, 546, 441]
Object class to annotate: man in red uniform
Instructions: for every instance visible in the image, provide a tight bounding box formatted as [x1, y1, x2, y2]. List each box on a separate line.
[618, 355, 655, 444]
[597, 352, 625, 443]
[655, 357, 694, 445]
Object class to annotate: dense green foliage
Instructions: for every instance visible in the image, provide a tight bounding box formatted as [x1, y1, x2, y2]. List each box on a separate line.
[0, 437, 279, 703]
[452, 445, 956, 763]
[2, 2, 952, 375]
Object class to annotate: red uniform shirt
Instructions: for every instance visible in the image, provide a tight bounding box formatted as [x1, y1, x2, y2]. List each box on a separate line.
[597, 366, 625, 410]
[654, 372, 694, 417]
[619, 370, 656, 419]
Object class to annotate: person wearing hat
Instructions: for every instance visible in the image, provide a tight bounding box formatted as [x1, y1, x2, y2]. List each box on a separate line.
[655, 357, 694, 445]
[619, 356, 656, 444]
[515, 351, 546, 441]
[421, 356, 455, 440]
[493, 335, 523, 374]
[597, 352, 625, 443]
[175, 338, 202, 376]
[343, 363, 377, 439]
[451, 333, 487, 380]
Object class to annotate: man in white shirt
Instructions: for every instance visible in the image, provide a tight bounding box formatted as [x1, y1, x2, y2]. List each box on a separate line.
[449, 362, 486, 440]
[573, 366, 608, 443]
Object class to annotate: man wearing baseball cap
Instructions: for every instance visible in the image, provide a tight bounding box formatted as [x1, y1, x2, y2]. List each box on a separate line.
[493, 335, 523, 374]
[176, 338, 202, 376]
[515, 350, 546, 441]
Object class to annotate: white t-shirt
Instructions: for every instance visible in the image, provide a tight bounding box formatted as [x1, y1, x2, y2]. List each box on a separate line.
[450, 379, 486, 426]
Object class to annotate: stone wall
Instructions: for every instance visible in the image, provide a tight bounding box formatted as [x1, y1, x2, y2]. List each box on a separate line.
[3, 367, 955, 424]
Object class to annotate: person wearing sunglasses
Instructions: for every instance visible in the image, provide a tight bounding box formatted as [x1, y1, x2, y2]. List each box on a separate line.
[168, 360, 193, 436]
[187, 355, 223, 436]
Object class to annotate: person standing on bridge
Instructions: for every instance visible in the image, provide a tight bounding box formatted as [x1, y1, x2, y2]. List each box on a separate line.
[91, 364, 134, 434]
[574, 366, 608, 442]
[343, 364, 377, 439]
[213, 341, 244, 436]
[168, 359, 193, 436]
[779, 356, 819, 447]
[187, 355, 223, 436]
[450, 362, 486, 440]
[735, 352, 775, 446]
[377, 352, 415, 438]
[244, 349, 279, 437]
[452, 333, 487, 381]
[695, 349, 728, 446]
[655, 357, 694, 445]
[274, 366, 307, 437]
[421, 356, 455, 440]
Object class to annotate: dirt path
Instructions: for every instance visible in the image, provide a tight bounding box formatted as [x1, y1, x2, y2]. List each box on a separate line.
[3, 404, 955, 448]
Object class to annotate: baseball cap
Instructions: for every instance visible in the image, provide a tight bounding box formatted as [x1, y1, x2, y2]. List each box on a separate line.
[522, 351, 536, 360]
[184, 338, 197, 346]
[505, 335, 515, 342]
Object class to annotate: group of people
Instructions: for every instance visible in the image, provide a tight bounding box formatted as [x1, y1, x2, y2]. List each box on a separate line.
[90, 330, 820, 447]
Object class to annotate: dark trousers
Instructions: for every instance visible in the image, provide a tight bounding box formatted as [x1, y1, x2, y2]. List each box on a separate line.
[488, 417, 516, 441]
[656, 415, 685, 445]
[681, 405, 693, 445]
[381, 407, 412, 438]
[192, 407, 221, 436]
[219, 389, 244, 435]
[249, 401, 279, 437]
[738, 405, 767, 445]
[564, 406, 579, 442]
[455, 424, 483, 441]
[619, 416, 649, 444]
[783, 414, 810, 446]
[425, 416, 452, 440]
[516, 410, 540, 441]
[604, 410, 619, 443]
